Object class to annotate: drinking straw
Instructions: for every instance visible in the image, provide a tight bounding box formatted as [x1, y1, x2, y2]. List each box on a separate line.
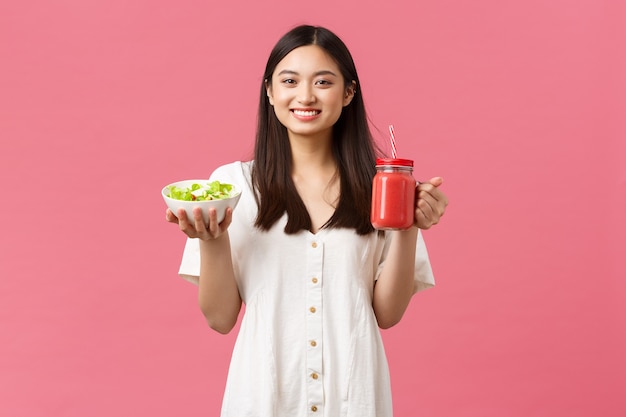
[389, 125, 397, 158]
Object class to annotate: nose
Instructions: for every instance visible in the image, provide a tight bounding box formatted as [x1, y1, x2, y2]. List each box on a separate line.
[297, 84, 316, 104]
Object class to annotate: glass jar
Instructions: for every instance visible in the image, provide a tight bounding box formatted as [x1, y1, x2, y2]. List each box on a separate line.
[370, 158, 416, 230]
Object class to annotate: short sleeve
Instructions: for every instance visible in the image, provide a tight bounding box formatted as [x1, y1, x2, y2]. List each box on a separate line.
[375, 229, 435, 294]
[414, 230, 435, 293]
[176, 161, 249, 285]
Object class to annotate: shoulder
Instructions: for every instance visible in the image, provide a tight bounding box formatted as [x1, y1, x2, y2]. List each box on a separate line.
[209, 160, 253, 181]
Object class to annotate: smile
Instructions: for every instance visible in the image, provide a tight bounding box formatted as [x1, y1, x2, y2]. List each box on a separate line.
[292, 109, 321, 117]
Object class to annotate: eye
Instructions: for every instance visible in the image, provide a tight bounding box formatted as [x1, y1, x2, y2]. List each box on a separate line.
[315, 79, 332, 86]
[281, 79, 297, 86]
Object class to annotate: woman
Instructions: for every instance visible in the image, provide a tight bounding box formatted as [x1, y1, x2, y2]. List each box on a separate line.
[166, 24, 448, 417]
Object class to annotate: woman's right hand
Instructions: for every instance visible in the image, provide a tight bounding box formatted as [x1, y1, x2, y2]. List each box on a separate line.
[165, 207, 233, 241]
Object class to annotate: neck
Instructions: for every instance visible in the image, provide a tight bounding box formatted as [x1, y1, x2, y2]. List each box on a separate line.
[288, 131, 335, 173]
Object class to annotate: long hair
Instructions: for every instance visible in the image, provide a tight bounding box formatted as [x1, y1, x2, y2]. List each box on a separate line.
[251, 25, 380, 235]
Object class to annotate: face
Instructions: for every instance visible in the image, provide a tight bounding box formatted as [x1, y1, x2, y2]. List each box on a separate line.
[266, 45, 355, 141]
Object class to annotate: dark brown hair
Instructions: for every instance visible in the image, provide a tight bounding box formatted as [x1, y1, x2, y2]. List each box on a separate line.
[252, 25, 380, 235]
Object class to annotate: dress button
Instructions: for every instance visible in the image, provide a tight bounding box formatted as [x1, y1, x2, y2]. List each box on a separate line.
[311, 372, 318, 379]
[309, 306, 316, 313]
[310, 340, 317, 347]
[311, 405, 318, 412]
[311, 242, 317, 248]
[311, 277, 318, 284]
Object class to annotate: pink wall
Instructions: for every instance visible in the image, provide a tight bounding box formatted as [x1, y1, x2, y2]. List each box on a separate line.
[1, 1, 624, 416]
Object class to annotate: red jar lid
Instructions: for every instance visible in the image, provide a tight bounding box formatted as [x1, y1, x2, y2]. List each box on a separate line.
[375, 158, 414, 167]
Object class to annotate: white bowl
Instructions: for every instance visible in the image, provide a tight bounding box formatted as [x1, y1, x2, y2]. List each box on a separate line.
[162, 179, 242, 225]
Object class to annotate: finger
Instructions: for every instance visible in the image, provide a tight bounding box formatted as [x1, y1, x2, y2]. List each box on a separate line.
[206, 207, 220, 236]
[220, 207, 234, 230]
[417, 182, 448, 211]
[416, 178, 445, 203]
[416, 196, 437, 225]
[416, 181, 442, 195]
[415, 189, 448, 228]
[420, 188, 448, 212]
[172, 208, 202, 239]
[192, 206, 208, 232]
[177, 208, 192, 230]
[423, 193, 448, 222]
[415, 206, 435, 229]
[415, 209, 431, 229]
[166, 208, 179, 224]
[427, 176, 444, 187]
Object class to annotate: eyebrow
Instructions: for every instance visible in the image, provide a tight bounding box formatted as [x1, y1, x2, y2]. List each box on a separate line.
[277, 69, 338, 77]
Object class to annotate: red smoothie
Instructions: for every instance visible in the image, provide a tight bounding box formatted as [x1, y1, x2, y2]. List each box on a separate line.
[371, 158, 416, 230]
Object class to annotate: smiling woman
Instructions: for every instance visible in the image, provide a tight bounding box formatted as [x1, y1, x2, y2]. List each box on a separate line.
[266, 53, 355, 142]
[165, 24, 448, 417]
[2, 0, 624, 416]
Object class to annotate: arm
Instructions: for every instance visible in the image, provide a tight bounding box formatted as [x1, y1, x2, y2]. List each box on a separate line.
[372, 177, 448, 329]
[372, 227, 419, 329]
[166, 206, 242, 334]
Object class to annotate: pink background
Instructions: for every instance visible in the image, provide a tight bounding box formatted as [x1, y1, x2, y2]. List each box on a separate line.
[1, 1, 625, 416]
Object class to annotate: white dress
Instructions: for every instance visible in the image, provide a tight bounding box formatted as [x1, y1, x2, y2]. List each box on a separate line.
[178, 161, 435, 417]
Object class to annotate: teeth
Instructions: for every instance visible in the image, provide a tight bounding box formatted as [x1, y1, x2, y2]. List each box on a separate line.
[293, 110, 319, 117]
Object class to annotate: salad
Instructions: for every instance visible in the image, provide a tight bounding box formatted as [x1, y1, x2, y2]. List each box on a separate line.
[167, 181, 235, 201]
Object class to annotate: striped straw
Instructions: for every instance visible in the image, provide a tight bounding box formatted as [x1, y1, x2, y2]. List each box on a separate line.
[389, 124, 397, 158]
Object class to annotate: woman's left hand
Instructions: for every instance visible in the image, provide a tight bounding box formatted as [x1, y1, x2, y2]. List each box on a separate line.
[414, 177, 449, 229]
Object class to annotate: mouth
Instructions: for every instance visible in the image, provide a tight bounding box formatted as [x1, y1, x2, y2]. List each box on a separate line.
[291, 109, 321, 118]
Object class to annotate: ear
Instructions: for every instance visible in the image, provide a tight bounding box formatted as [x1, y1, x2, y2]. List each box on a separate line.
[343, 80, 357, 107]
[265, 78, 274, 106]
